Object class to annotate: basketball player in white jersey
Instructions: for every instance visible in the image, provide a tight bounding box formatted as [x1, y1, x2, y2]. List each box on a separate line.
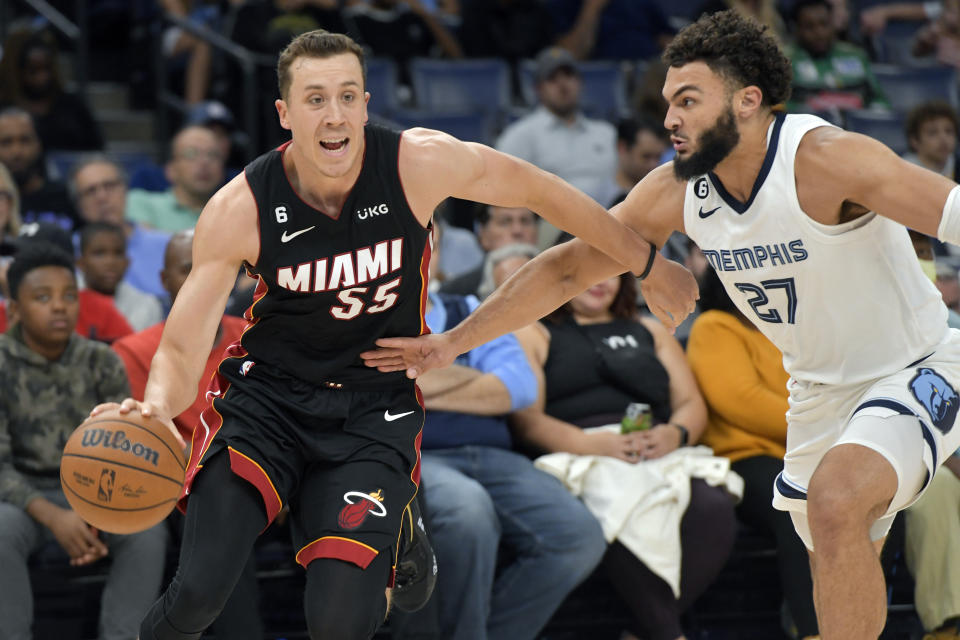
[363, 10, 960, 640]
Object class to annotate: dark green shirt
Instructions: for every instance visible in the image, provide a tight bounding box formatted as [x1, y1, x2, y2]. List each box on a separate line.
[787, 41, 889, 111]
[0, 326, 129, 509]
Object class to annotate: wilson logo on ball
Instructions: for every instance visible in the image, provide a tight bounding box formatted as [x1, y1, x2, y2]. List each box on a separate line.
[338, 489, 387, 530]
[81, 429, 159, 466]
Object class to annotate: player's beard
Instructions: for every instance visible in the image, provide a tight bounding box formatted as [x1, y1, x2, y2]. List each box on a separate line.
[673, 105, 740, 181]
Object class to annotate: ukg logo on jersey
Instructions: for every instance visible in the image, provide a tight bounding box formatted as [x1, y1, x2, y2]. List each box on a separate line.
[357, 203, 389, 220]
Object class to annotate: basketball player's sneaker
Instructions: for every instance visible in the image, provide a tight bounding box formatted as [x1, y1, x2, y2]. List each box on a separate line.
[392, 494, 437, 612]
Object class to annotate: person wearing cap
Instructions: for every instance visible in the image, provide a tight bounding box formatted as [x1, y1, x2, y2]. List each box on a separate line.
[126, 126, 226, 233]
[495, 47, 616, 247]
[187, 101, 245, 180]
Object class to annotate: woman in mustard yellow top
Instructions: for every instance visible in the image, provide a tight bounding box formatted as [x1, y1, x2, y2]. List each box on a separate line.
[687, 265, 819, 640]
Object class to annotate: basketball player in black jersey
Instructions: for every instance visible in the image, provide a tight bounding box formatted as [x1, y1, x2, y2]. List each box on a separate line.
[90, 30, 697, 640]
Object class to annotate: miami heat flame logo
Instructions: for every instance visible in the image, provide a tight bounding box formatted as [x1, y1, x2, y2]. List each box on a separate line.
[338, 489, 387, 530]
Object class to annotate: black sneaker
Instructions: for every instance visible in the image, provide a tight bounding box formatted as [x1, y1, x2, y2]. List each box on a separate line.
[392, 493, 437, 612]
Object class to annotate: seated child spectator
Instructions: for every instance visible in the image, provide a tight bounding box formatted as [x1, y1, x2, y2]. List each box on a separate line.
[0, 222, 134, 343]
[0, 242, 167, 640]
[78, 222, 163, 331]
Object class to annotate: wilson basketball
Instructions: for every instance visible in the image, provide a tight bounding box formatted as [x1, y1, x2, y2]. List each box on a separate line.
[60, 408, 186, 534]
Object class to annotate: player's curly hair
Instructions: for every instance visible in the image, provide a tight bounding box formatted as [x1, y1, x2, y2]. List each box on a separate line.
[663, 10, 792, 107]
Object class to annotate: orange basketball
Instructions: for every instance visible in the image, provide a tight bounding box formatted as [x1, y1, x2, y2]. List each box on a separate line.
[60, 408, 186, 534]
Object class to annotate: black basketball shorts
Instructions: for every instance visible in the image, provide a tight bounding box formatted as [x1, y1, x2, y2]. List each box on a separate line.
[179, 361, 423, 582]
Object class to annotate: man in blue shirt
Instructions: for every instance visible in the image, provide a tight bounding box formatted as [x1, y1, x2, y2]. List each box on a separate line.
[409, 289, 606, 639]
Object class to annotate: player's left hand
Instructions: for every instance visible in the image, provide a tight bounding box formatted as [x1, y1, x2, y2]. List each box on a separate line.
[639, 256, 699, 333]
[361, 332, 459, 379]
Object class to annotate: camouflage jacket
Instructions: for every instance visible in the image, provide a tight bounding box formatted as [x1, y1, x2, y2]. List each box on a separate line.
[0, 325, 129, 510]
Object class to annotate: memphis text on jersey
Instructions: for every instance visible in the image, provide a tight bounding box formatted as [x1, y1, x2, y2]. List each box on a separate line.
[701, 239, 808, 272]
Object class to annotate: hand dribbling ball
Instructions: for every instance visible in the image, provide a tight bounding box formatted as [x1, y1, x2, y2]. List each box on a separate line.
[60, 408, 186, 534]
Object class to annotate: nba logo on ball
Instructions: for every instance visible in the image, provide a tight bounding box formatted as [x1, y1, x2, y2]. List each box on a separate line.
[98, 469, 115, 502]
[338, 489, 387, 529]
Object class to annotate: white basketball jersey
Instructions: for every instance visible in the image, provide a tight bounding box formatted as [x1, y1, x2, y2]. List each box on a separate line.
[683, 113, 949, 385]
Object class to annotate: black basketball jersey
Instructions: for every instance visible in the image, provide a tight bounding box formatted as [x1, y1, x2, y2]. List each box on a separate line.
[232, 125, 431, 389]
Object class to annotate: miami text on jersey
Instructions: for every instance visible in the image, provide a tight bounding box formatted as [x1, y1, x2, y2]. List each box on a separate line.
[702, 239, 808, 272]
[277, 238, 404, 293]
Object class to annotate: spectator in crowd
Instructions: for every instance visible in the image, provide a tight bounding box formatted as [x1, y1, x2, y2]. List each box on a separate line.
[459, 0, 555, 64]
[0, 222, 134, 342]
[512, 271, 738, 640]
[632, 60, 671, 128]
[111, 229, 261, 640]
[77, 222, 164, 331]
[342, 0, 463, 82]
[0, 107, 79, 230]
[69, 154, 171, 300]
[231, 0, 344, 56]
[441, 205, 539, 295]
[904, 0, 960, 68]
[0, 243, 167, 640]
[696, 0, 788, 43]
[112, 230, 245, 442]
[905, 451, 960, 640]
[0, 28, 104, 151]
[598, 116, 668, 208]
[548, 0, 674, 60]
[786, 0, 888, 114]
[0, 162, 22, 264]
[431, 202, 486, 286]
[158, 0, 216, 105]
[186, 100, 247, 178]
[126, 126, 225, 232]
[496, 47, 616, 245]
[129, 101, 245, 193]
[859, 0, 941, 36]
[903, 103, 960, 263]
[399, 232, 605, 638]
[937, 261, 960, 314]
[910, 229, 960, 332]
[686, 266, 820, 640]
[475, 242, 540, 300]
[904, 101, 959, 179]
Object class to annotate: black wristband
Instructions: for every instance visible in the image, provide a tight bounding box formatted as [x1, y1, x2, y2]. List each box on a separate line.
[671, 423, 689, 446]
[638, 241, 658, 281]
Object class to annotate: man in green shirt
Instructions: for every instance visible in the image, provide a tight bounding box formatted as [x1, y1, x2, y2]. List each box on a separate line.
[126, 125, 225, 232]
[787, 0, 890, 113]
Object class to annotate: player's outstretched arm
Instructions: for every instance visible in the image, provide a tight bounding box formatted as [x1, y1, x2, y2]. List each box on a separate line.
[796, 126, 956, 234]
[362, 161, 695, 378]
[92, 175, 257, 430]
[399, 127, 656, 276]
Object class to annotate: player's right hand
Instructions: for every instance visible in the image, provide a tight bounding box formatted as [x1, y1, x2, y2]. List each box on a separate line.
[90, 399, 186, 450]
[48, 507, 109, 567]
[640, 255, 699, 334]
[360, 332, 459, 379]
